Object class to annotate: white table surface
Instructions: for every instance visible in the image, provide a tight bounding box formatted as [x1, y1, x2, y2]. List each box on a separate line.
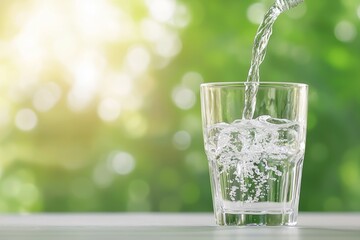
[0, 213, 359, 239]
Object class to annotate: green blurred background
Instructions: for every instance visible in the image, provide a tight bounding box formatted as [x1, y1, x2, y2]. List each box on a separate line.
[0, 0, 359, 212]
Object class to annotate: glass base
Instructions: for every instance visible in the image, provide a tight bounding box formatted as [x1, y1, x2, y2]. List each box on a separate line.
[215, 212, 297, 226]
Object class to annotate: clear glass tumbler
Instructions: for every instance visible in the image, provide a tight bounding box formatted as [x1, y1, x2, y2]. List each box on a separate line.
[200, 82, 308, 226]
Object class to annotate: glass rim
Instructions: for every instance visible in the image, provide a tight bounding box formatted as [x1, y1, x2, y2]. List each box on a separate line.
[201, 82, 308, 88]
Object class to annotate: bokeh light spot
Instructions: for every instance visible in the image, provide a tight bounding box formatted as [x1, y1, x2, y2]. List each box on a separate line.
[103, 73, 134, 100]
[334, 21, 357, 42]
[73, 0, 122, 40]
[172, 130, 191, 150]
[141, 19, 165, 42]
[146, 0, 176, 23]
[67, 56, 101, 112]
[1, 177, 22, 198]
[155, 33, 182, 58]
[247, 3, 265, 25]
[97, 98, 121, 122]
[126, 46, 151, 74]
[123, 113, 148, 138]
[181, 71, 203, 91]
[20, 183, 40, 207]
[93, 161, 114, 188]
[109, 151, 136, 175]
[172, 86, 196, 110]
[15, 108, 38, 131]
[172, 3, 191, 28]
[32, 82, 62, 112]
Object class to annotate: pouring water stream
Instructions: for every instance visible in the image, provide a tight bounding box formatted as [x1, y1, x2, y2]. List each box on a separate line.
[242, 0, 304, 120]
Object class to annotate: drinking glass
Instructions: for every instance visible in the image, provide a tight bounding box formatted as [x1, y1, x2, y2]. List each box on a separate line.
[200, 82, 308, 226]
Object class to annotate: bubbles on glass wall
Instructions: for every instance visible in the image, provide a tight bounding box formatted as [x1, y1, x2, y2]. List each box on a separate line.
[15, 108, 38, 131]
[334, 20, 357, 42]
